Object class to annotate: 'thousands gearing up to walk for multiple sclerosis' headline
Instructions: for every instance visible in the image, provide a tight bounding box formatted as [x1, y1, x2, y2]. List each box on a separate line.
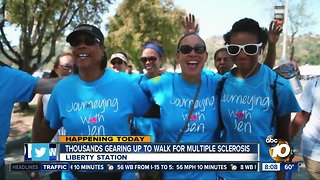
[63, 144, 252, 153]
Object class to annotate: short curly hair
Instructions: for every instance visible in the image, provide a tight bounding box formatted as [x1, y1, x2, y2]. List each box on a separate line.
[223, 18, 268, 49]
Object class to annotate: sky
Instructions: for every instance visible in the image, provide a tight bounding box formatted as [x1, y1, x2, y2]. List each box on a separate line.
[104, 0, 320, 40]
[4, 0, 320, 45]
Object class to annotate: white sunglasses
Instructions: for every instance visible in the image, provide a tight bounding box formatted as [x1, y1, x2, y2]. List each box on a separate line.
[226, 43, 262, 56]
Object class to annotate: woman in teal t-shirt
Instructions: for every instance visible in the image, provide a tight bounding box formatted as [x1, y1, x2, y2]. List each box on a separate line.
[141, 33, 222, 180]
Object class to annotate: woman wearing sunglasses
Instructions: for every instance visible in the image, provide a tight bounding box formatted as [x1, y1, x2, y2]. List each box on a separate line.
[119, 41, 164, 180]
[110, 52, 128, 73]
[217, 18, 301, 180]
[31, 24, 152, 180]
[214, 20, 282, 75]
[130, 40, 164, 142]
[140, 33, 221, 180]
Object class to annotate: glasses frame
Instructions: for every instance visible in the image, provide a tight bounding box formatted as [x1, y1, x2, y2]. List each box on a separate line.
[111, 59, 124, 65]
[140, 56, 158, 63]
[226, 42, 262, 56]
[69, 37, 100, 47]
[178, 44, 206, 54]
[59, 64, 74, 71]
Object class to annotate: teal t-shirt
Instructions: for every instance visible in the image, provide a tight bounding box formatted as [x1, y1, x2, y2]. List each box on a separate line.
[141, 71, 222, 179]
[46, 69, 152, 136]
[218, 64, 301, 179]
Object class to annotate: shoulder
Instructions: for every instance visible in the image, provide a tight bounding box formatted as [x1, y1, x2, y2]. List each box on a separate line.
[260, 64, 288, 85]
[151, 72, 174, 84]
[131, 74, 145, 83]
[54, 75, 77, 91]
[2, 66, 34, 78]
[103, 69, 133, 84]
[1, 66, 38, 85]
[202, 69, 215, 75]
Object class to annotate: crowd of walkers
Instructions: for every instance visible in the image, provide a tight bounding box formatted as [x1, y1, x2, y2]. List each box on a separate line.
[1, 13, 319, 180]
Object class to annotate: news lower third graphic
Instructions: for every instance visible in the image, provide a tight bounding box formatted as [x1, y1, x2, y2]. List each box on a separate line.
[10, 137, 300, 173]
[24, 143, 57, 161]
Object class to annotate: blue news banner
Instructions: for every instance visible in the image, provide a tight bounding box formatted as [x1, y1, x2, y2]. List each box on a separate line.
[9, 143, 296, 172]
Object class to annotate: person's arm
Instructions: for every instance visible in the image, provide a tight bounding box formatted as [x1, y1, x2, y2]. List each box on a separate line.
[32, 118, 57, 143]
[276, 113, 291, 179]
[34, 77, 62, 94]
[182, 13, 199, 35]
[31, 95, 45, 139]
[143, 104, 160, 118]
[276, 114, 291, 145]
[29, 96, 57, 179]
[289, 110, 310, 139]
[32, 94, 57, 142]
[264, 20, 282, 69]
[28, 119, 57, 179]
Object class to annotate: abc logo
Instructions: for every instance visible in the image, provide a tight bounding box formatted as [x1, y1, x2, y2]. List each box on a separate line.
[266, 135, 292, 162]
[265, 135, 278, 147]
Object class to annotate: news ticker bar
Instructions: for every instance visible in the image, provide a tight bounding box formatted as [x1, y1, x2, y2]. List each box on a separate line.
[10, 162, 260, 172]
[11, 162, 300, 172]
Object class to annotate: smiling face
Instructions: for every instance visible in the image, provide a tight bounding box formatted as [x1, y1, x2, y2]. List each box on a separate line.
[176, 34, 207, 82]
[229, 31, 261, 76]
[70, 32, 104, 72]
[111, 58, 127, 72]
[141, 48, 162, 78]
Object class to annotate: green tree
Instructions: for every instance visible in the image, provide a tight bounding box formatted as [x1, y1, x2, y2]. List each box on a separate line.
[0, 0, 112, 111]
[105, 0, 186, 72]
[0, 0, 112, 72]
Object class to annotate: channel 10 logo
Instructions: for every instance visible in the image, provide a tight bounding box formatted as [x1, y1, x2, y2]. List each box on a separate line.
[266, 135, 292, 162]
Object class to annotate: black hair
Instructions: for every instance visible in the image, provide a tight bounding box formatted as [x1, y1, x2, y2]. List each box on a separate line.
[100, 51, 107, 69]
[49, 69, 59, 78]
[223, 18, 268, 49]
[177, 33, 206, 51]
[214, 47, 228, 60]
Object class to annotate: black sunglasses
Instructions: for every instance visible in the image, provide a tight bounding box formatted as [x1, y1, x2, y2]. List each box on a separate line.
[69, 37, 100, 47]
[111, 59, 124, 65]
[59, 64, 74, 70]
[178, 44, 206, 54]
[140, 56, 158, 63]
